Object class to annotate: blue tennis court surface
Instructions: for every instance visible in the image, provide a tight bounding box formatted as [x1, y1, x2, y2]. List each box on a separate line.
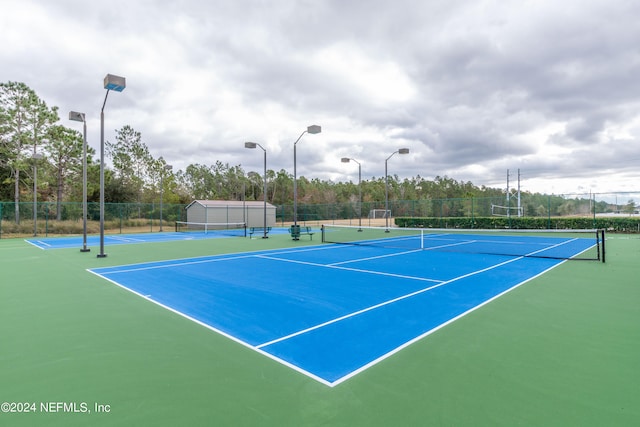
[25, 228, 293, 250]
[89, 236, 596, 386]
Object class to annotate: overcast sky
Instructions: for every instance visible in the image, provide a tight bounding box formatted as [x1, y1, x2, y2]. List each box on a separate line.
[2, 0, 640, 196]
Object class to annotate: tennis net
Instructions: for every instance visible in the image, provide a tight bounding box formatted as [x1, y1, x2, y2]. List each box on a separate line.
[321, 225, 605, 262]
[175, 221, 247, 237]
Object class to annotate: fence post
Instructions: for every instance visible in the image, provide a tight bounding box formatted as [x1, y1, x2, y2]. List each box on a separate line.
[471, 196, 475, 228]
[45, 203, 49, 237]
[547, 195, 551, 229]
[592, 193, 596, 228]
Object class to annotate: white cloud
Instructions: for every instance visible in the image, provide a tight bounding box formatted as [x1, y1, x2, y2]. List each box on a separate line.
[311, 42, 416, 106]
[1, 0, 640, 195]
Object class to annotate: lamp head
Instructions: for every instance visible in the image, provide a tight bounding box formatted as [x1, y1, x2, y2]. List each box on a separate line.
[104, 74, 126, 92]
[69, 111, 85, 122]
[244, 142, 257, 149]
[307, 125, 321, 134]
[399, 148, 409, 154]
[341, 157, 351, 163]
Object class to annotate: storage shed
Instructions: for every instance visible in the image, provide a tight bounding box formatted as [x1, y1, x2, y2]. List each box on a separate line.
[184, 200, 276, 228]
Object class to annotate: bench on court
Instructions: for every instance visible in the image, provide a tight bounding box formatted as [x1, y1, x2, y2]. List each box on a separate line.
[289, 226, 314, 240]
[249, 226, 271, 238]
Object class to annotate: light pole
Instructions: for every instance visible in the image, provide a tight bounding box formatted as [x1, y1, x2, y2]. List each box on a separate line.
[385, 148, 409, 231]
[69, 111, 90, 252]
[245, 142, 268, 238]
[31, 152, 43, 237]
[341, 157, 362, 230]
[159, 163, 172, 232]
[293, 125, 321, 238]
[98, 74, 126, 258]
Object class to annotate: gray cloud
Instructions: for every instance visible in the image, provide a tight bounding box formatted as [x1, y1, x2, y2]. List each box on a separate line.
[1, 0, 639, 195]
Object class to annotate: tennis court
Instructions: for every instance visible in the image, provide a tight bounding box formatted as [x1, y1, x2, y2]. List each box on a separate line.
[24, 222, 293, 250]
[88, 226, 601, 386]
[1, 228, 638, 426]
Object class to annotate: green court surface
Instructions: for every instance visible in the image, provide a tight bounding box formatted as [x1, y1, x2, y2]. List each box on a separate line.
[0, 232, 638, 426]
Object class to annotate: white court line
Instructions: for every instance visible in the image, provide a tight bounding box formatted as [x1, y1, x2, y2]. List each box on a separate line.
[86, 268, 335, 387]
[333, 259, 567, 386]
[107, 235, 146, 242]
[328, 248, 423, 266]
[423, 240, 477, 251]
[256, 237, 581, 351]
[89, 236, 588, 387]
[255, 254, 444, 284]
[91, 244, 348, 275]
[23, 239, 48, 250]
[256, 254, 526, 350]
[424, 233, 553, 247]
[98, 253, 257, 274]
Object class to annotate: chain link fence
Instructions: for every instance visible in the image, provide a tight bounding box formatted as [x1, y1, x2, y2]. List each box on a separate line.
[276, 192, 640, 224]
[2, 192, 639, 237]
[0, 202, 187, 238]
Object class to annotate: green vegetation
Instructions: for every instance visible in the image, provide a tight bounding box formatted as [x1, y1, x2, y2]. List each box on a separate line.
[398, 215, 640, 232]
[2, 81, 638, 236]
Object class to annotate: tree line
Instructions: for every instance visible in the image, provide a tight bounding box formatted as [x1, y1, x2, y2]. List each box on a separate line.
[1, 81, 633, 224]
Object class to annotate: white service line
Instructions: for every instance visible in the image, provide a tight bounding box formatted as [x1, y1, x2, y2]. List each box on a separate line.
[256, 254, 528, 350]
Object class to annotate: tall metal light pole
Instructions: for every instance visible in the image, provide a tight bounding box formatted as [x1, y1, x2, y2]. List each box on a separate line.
[69, 111, 90, 252]
[293, 125, 321, 238]
[245, 142, 268, 238]
[98, 74, 126, 258]
[159, 163, 172, 232]
[385, 148, 409, 231]
[341, 157, 362, 230]
[31, 152, 43, 237]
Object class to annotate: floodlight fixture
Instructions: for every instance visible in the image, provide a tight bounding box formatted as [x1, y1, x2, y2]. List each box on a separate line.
[385, 148, 410, 231]
[69, 111, 85, 122]
[69, 111, 90, 252]
[104, 74, 126, 92]
[307, 125, 321, 134]
[293, 124, 322, 233]
[341, 157, 363, 230]
[245, 142, 268, 238]
[98, 73, 126, 258]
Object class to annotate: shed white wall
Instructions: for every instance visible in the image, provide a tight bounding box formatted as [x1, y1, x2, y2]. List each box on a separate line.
[185, 202, 275, 228]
